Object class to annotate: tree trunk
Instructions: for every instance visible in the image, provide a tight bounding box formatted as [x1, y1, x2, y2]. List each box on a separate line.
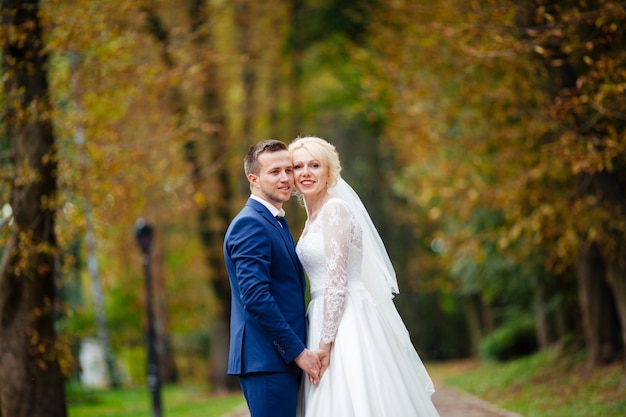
[288, 0, 305, 136]
[207, 168, 238, 393]
[187, 0, 238, 393]
[481, 298, 496, 335]
[595, 172, 626, 364]
[606, 260, 626, 364]
[267, 51, 282, 139]
[69, 53, 121, 388]
[577, 244, 620, 365]
[84, 203, 121, 387]
[233, 0, 258, 146]
[533, 279, 551, 350]
[463, 294, 483, 357]
[0, 1, 67, 416]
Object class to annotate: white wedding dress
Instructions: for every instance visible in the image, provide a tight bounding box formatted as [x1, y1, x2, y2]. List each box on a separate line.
[296, 197, 440, 417]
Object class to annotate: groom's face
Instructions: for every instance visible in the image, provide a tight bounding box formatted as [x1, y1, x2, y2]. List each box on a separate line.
[249, 150, 294, 208]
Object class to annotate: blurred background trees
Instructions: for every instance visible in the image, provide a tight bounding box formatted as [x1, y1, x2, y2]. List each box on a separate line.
[1, 0, 624, 412]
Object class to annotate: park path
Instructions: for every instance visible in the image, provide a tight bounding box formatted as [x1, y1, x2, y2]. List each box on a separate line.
[222, 377, 524, 417]
[429, 383, 523, 417]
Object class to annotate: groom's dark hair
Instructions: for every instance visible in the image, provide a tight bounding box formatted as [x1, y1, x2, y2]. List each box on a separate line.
[244, 139, 288, 176]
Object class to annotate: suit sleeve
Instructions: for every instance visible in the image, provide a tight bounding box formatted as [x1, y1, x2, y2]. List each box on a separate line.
[227, 215, 305, 364]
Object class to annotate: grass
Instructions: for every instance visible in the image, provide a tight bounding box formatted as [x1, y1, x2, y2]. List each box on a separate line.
[430, 347, 626, 417]
[67, 383, 245, 417]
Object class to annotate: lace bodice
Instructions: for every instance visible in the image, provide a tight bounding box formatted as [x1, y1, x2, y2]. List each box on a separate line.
[296, 198, 363, 344]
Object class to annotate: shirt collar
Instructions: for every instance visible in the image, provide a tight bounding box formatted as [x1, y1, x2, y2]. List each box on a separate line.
[250, 195, 285, 217]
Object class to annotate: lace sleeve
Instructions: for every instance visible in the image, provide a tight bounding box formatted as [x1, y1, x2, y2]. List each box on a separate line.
[320, 199, 353, 344]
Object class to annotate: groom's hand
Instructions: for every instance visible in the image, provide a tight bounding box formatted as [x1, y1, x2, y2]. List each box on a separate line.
[295, 348, 322, 384]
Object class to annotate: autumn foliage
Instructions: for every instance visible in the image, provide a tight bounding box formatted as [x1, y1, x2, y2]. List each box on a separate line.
[1, 1, 625, 415]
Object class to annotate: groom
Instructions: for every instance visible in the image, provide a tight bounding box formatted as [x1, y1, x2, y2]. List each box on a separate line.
[223, 140, 321, 417]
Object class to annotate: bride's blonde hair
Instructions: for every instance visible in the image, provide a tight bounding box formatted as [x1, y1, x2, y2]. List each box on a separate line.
[288, 136, 342, 188]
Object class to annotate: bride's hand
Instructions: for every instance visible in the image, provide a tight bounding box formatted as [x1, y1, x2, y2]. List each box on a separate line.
[315, 342, 332, 381]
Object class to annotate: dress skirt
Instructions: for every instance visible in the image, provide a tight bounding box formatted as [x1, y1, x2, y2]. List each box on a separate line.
[297, 282, 440, 417]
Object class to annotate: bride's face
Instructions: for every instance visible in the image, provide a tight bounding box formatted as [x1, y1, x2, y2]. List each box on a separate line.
[292, 148, 329, 199]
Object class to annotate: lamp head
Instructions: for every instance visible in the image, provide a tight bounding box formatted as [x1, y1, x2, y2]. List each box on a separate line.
[135, 218, 154, 255]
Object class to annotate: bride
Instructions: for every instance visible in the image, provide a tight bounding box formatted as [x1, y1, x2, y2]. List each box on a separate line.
[289, 136, 440, 417]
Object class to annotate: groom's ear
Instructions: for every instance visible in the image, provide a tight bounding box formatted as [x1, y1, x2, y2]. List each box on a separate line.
[248, 173, 258, 188]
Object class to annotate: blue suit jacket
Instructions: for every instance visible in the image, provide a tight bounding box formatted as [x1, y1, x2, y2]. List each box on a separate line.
[224, 198, 307, 375]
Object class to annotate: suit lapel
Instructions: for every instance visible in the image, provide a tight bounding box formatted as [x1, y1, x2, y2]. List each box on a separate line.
[278, 219, 305, 285]
[272, 215, 302, 274]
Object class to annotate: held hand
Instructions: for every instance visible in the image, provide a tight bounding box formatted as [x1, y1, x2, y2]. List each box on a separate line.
[294, 348, 322, 384]
[315, 341, 332, 381]
[315, 350, 330, 380]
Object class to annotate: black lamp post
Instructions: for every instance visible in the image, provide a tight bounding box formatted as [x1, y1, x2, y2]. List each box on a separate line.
[134, 218, 163, 417]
